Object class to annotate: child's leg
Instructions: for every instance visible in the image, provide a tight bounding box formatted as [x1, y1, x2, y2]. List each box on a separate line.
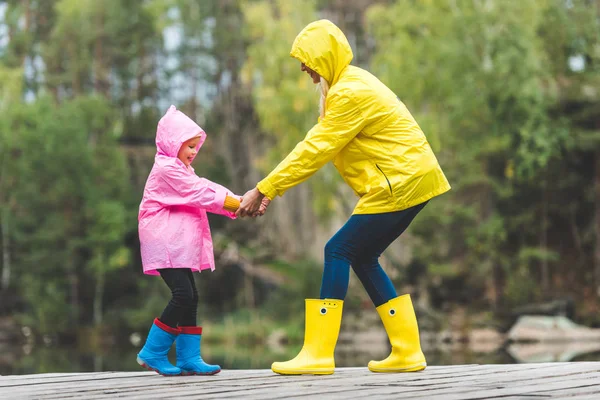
[158, 268, 197, 327]
[180, 269, 198, 327]
[137, 268, 196, 376]
[175, 269, 220, 375]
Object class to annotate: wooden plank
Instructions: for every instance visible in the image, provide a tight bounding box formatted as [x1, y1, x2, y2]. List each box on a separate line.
[79, 373, 598, 400]
[8, 369, 461, 399]
[3, 372, 330, 398]
[565, 395, 600, 400]
[3, 365, 480, 397]
[17, 376, 282, 397]
[391, 363, 600, 387]
[363, 375, 600, 399]
[0, 372, 154, 387]
[357, 368, 600, 391]
[0, 370, 275, 391]
[2, 363, 600, 400]
[288, 363, 592, 391]
[538, 384, 600, 398]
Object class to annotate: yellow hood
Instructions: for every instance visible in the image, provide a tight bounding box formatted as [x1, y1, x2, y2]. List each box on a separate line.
[290, 19, 353, 86]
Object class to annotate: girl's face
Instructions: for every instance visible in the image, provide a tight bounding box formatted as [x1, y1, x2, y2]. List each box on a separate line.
[301, 62, 321, 84]
[178, 136, 201, 167]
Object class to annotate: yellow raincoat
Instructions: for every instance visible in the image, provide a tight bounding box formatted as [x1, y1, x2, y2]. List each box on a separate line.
[257, 20, 450, 214]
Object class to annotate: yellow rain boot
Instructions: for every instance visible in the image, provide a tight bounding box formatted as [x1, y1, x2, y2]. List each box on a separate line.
[368, 294, 427, 372]
[272, 299, 343, 375]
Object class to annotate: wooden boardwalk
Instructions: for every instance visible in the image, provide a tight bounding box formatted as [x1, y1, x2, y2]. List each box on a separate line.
[1, 362, 600, 399]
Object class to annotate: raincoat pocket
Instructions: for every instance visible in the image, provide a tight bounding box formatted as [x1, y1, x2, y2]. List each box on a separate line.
[376, 164, 393, 197]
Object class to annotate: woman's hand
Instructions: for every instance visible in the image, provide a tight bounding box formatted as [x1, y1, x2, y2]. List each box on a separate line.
[236, 187, 265, 218]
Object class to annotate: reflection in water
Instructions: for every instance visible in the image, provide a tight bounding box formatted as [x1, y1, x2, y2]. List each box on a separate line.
[3, 339, 600, 375]
[507, 341, 600, 363]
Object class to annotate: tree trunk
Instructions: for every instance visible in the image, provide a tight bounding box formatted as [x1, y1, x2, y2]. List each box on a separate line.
[1, 208, 10, 290]
[541, 177, 549, 294]
[94, 12, 109, 97]
[595, 149, 600, 297]
[93, 265, 105, 326]
[0, 148, 10, 291]
[480, 160, 500, 310]
[69, 41, 81, 97]
[188, 54, 198, 121]
[67, 252, 79, 324]
[244, 270, 255, 309]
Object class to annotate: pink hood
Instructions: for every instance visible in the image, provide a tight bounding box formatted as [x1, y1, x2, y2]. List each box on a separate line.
[156, 105, 206, 157]
[138, 105, 237, 275]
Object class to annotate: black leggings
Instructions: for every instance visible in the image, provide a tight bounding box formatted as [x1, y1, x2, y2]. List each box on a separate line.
[158, 268, 198, 328]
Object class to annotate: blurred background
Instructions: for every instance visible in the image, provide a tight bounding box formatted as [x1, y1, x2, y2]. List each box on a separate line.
[1, 0, 600, 375]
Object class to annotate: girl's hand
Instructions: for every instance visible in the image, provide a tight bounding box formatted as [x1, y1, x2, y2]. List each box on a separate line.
[253, 197, 271, 217]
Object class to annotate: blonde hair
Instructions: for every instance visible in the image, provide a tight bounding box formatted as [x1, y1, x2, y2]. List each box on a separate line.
[318, 76, 329, 118]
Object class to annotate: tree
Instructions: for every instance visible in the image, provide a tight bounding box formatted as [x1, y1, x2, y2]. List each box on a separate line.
[367, 0, 597, 316]
[0, 64, 24, 291]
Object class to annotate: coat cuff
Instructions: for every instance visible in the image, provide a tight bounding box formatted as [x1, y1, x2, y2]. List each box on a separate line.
[223, 195, 240, 212]
[179, 326, 203, 335]
[256, 179, 277, 200]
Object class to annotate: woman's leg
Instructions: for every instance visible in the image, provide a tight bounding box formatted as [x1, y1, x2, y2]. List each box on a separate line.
[351, 202, 427, 306]
[320, 202, 427, 303]
[158, 268, 196, 328]
[350, 203, 428, 373]
[350, 257, 396, 307]
[273, 203, 427, 376]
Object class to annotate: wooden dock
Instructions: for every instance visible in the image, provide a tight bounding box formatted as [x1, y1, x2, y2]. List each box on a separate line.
[2, 362, 600, 399]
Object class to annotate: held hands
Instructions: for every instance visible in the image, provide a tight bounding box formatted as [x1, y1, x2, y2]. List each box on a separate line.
[255, 197, 271, 217]
[236, 187, 271, 218]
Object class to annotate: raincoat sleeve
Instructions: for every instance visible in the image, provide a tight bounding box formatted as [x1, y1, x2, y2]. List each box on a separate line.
[257, 92, 365, 199]
[159, 163, 237, 219]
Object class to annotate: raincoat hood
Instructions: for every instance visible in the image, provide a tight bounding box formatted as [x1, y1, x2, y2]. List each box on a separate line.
[156, 105, 206, 158]
[290, 19, 353, 86]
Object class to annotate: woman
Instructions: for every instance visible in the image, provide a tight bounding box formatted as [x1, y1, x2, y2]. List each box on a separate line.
[238, 19, 450, 375]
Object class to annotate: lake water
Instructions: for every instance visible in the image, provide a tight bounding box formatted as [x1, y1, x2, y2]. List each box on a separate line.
[3, 340, 600, 375]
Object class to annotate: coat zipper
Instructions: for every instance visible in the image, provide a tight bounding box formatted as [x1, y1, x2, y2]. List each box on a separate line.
[376, 164, 393, 196]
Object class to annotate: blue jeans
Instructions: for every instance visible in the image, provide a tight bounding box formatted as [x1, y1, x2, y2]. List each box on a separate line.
[320, 202, 427, 307]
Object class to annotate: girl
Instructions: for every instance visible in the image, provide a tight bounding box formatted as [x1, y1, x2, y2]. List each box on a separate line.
[137, 105, 241, 376]
[238, 20, 450, 375]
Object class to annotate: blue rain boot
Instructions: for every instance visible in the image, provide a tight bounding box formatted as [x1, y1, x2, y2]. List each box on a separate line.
[137, 318, 182, 376]
[176, 326, 221, 375]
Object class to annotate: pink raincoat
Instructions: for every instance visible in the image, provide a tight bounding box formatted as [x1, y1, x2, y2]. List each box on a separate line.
[138, 105, 237, 275]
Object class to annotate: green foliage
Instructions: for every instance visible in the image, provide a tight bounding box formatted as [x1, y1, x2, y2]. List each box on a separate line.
[1, 95, 132, 330]
[2, 0, 600, 347]
[242, 0, 344, 219]
[242, 0, 319, 152]
[264, 259, 323, 317]
[366, 0, 600, 314]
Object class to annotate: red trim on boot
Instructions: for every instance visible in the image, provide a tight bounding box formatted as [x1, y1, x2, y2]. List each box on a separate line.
[179, 326, 203, 335]
[154, 318, 180, 335]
